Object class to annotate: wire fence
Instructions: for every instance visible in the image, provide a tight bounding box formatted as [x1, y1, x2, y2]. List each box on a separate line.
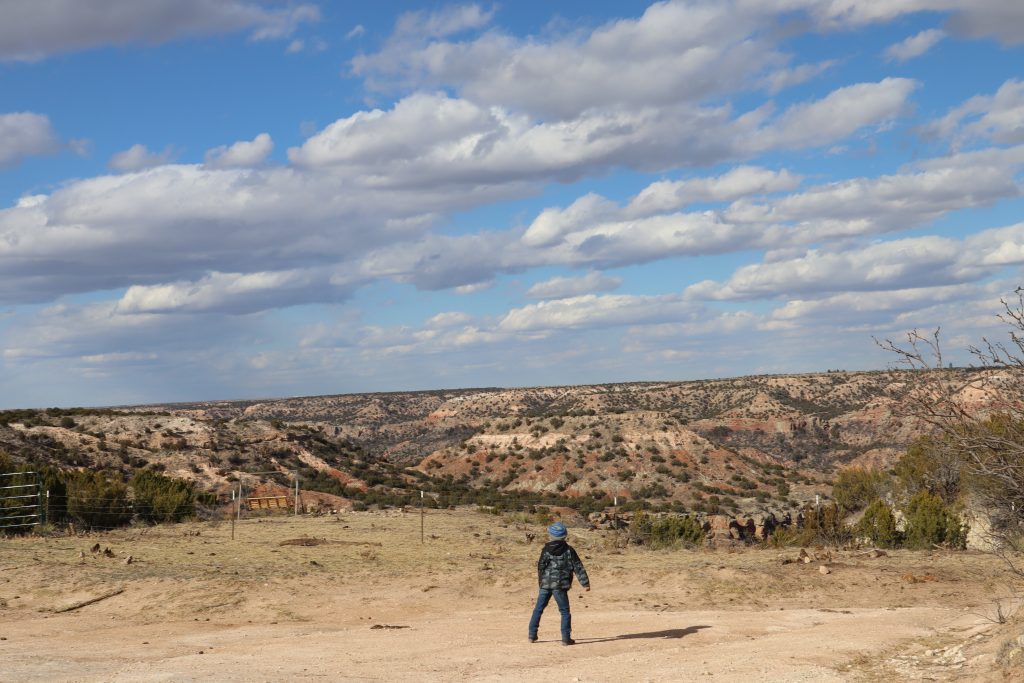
[0, 482, 302, 534]
[0, 471, 42, 531]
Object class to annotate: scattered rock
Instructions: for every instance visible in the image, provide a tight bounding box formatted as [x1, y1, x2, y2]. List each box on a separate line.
[102, 548, 114, 558]
[587, 511, 630, 530]
[370, 624, 409, 630]
[819, 565, 831, 575]
[90, 543, 100, 554]
[124, 555, 133, 565]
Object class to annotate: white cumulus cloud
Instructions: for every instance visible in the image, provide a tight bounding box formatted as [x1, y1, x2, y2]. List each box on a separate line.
[925, 79, 1024, 147]
[115, 267, 352, 315]
[884, 28, 946, 62]
[353, 1, 794, 120]
[289, 82, 915, 184]
[499, 293, 695, 333]
[0, 0, 319, 61]
[204, 133, 273, 169]
[689, 221, 1024, 302]
[108, 144, 173, 172]
[526, 272, 623, 300]
[0, 112, 60, 167]
[626, 166, 801, 217]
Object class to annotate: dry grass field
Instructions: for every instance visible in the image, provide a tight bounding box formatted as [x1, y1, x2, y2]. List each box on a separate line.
[2, 509, 1023, 682]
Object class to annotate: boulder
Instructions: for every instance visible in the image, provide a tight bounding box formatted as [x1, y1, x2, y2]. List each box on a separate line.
[706, 515, 732, 539]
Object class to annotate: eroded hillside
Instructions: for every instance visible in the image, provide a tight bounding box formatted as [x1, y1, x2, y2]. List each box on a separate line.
[0, 369, 997, 514]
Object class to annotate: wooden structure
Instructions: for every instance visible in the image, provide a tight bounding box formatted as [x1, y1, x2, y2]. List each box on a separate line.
[246, 495, 291, 511]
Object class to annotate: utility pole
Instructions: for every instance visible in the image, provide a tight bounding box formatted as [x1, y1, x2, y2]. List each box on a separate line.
[294, 472, 299, 516]
[420, 490, 425, 544]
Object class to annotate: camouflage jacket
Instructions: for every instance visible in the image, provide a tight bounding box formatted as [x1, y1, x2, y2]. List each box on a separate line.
[537, 540, 589, 590]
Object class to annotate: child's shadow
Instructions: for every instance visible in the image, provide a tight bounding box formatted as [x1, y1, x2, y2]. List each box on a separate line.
[578, 625, 710, 644]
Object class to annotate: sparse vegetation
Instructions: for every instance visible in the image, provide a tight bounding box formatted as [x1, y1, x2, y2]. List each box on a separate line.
[832, 467, 887, 513]
[629, 511, 705, 548]
[903, 490, 967, 550]
[856, 499, 901, 548]
[130, 470, 196, 523]
[64, 470, 133, 529]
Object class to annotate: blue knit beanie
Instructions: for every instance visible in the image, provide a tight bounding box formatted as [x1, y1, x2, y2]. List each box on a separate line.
[548, 521, 567, 540]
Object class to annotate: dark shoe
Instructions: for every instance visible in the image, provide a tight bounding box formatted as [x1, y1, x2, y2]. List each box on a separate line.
[562, 638, 575, 646]
[528, 637, 537, 643]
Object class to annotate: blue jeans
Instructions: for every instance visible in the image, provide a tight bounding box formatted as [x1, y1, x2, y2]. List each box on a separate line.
[528, 588, 571, 640]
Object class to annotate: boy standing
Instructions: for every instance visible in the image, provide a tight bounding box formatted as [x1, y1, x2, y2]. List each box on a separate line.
[528, 521, 590, 645]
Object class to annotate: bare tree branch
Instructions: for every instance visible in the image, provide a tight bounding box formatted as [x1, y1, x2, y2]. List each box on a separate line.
[879, 289, 1024, 579]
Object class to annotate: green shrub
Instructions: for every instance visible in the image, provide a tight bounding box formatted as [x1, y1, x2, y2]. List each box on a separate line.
[766, 526, 808, 548]
[903, 490, 967, 549]
[895, 436, 962, 505]
[64, 470, 133, 529]
[130, 470, 196, 523]
[832, 467, 886, 512]
[630, 512, 705, 549]
[855, 498, 901, 548]
[196, 491, 219, 507]
[802, 502, 851, 546]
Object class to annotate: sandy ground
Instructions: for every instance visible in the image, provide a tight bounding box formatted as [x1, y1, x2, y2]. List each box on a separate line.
[1, 510, 1021, 682]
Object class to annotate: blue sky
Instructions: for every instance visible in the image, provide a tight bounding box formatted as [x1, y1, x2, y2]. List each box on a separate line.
[1, 0, 1024, 408]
